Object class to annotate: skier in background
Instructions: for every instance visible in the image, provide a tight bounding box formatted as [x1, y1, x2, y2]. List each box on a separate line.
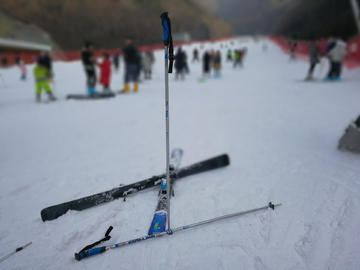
[81, 42, 97, 95]
[123, 37, 140, 92]
[16, 56, 27, 80]
[33, 57, 56, 102]
[305, 41, 320, 81]
[202, 51, 212, 78]
[183, 51, 190, 74]
[213, 51, 222, 78]
[326, 38, 350, 81]
[113, 53, 120, 72]
[226, 49, 232, 61]
[174, 47, 185, 80]
[144, 51, 155, 80]
[192, 48, 199, 63]
[233, 50, 243, 68]
[97, 52, 112, 92]
[289, 40, 297, 61]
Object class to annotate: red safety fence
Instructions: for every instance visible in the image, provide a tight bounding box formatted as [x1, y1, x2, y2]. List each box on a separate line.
[269, 35, 360, 69]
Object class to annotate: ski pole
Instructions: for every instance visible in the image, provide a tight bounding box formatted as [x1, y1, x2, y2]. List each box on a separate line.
[75, 202, 281, 261]
[161, 12, 174, 231]
[0, 242, 32, 263]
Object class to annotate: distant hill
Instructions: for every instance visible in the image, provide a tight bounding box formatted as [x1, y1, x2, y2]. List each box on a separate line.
[199, 0, 298, 35]
[274, 0, 359, 40]
[0, 0, 231, 51]
[0, 10, 60, 49]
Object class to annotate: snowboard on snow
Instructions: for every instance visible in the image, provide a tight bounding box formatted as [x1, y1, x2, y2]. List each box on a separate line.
[66, 92, 116, 100]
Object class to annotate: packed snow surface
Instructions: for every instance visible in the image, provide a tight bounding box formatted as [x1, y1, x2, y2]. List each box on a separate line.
[0, 37, 360, 270]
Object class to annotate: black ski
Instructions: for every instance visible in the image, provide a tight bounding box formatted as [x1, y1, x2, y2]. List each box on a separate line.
[41, 154, 230, 222]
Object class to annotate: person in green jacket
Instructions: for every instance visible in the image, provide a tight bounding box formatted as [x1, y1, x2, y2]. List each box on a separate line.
[33, 57, 56, 102]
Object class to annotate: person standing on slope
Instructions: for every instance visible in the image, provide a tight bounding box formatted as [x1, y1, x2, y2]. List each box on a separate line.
[226, 49, 232, 61]
[202, 51, 212, 78]
[97, 52, 112, 92]
[81, 42, 97, 95]
[123, 37, 140, 92]
[174, 47, 185, 80]
[326, 38, 350, 81]
[213, 50, 222, 78]
[16, 56, 27, 80]
[113, 53, 120, 72]
[192, 48, 199, 63]
[305, 41, 320, 81]
[33, 57, 56, 103]
[144, 51, 155, 80]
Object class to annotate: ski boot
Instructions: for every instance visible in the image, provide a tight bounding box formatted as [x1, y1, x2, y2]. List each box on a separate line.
[133, 83, 139, 92]
[123, 84, 130, 93]
[87, 87, 97, 95]
[36, 94, 41, 103]
[47, 91, 57, 101]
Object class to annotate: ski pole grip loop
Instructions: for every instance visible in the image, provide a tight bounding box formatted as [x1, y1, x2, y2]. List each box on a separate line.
[75, 247, 107, 261]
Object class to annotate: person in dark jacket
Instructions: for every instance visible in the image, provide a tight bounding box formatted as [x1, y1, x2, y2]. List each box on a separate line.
[123, 37, 140, 92]
[305, 42, 320, 80]
[81, 42, 97, 95]
[202, 51, 212, 78]
[175, 47, 185, 80]
[192, 48, 199, 63]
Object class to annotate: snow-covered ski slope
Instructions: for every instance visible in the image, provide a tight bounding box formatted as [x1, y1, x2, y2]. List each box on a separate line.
[0, 37, 360, 269]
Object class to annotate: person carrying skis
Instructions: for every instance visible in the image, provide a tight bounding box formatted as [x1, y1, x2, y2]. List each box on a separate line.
[33, 57, 56, 103]
[97, 52, 112, 92]
[202, 51, 212, 78]
[81, 42, 97, 95]
[123, 37, 140, 92]
[305, 41, 320, 81]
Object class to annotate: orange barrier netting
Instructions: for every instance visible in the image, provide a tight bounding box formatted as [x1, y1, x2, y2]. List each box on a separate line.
[269, 35, 360, 69]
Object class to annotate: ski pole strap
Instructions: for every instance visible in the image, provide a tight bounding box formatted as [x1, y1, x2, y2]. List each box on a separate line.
[160, 12, 174, 74]
[75, 226, 113, 261]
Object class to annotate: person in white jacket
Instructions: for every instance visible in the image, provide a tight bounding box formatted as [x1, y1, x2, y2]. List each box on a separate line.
[326, 39, 348, 81]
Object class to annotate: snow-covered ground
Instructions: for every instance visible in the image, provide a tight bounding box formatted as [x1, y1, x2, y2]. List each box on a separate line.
[0, 37, 360, 270]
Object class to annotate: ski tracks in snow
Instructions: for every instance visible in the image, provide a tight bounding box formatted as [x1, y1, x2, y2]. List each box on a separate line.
[293, 182, 360, 269]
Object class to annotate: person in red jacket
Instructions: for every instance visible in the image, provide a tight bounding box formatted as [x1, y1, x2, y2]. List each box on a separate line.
[97, 52, 112, 92]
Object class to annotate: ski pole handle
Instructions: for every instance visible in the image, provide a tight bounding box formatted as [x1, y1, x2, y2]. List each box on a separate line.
[160, 12, 170, 46]
[74, 246, 107, 261]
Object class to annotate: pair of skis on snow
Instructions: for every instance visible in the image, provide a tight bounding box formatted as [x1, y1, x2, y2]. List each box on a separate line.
[40, 12, 281, 261]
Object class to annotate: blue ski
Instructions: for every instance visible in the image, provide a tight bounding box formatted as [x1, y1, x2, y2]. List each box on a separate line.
[148, 148, 183, 235]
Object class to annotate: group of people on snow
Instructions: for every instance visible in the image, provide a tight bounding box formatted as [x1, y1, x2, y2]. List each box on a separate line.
[304, 37, 353, 81]
[80, 37, 155, 96]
